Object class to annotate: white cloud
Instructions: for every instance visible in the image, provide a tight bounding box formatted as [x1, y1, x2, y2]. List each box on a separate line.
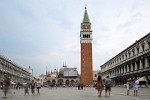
[0, 0, 150, 77]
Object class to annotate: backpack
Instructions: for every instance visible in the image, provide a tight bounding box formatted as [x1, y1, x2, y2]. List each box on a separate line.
[129, 84, 133, 89]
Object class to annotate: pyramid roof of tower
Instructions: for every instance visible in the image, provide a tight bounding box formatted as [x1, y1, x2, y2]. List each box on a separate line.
[82, 6, 90, 23]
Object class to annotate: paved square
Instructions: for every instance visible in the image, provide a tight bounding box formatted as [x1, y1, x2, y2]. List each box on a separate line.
[0, 87, 150, 100]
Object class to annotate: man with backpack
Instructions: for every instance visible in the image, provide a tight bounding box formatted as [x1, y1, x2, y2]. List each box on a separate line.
[104, 76, 112, 96]
[133, 78, 139, 96]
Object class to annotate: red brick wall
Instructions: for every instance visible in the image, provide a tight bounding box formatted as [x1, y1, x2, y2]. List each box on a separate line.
[81, 43, 93, 85]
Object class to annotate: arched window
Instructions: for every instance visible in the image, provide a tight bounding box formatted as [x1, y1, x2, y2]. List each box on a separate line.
[142, 44, 144, 51]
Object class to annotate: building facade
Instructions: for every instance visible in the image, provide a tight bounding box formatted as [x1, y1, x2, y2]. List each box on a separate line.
[93, 70, 100, 82]
[45, 65, 80, 87]
[25, 66, 33, 76]
[80, 7, 93, 85]
[0, 55, 32, 83]
[39, 74, 46, 86]
[100, 33, 150, 86]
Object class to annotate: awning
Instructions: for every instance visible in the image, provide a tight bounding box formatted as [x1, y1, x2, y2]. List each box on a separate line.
[138, 76, 148, 81]
[11, 81, 16, 85]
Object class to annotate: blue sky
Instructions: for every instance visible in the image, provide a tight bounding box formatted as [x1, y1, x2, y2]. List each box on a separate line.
[0, 0, 150, 77]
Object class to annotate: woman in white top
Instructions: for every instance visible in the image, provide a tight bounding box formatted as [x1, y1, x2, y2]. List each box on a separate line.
[36, 79, 41, 95]
[126, 79, 133, 95]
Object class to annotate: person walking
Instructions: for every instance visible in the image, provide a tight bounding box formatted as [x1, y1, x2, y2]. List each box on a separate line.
[126, 80, 131, 95]
[104, 76, 112, 97]
[96, 75, 104, 97]
[3, 73, 10, 98]
[30, 80, 36, 95]
[81, 84, 83, 90]
[126, 79, 132, 95]
[36, 79, 41, 95]
[24, 83, 29, 95]
[77, 82, 80, 90]
[133, 78, 139, 96]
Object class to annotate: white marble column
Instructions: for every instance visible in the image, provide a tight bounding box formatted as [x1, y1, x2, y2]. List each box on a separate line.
[135, 62, 137, 70]
[139, 44, 142, 53]
[130, 63, 133, 71]
[113, 70, 115, 76]
[127, 65, 129, 72]
[124, 66, 126, 73]
[140, 60, 143, 69]
[145, 41, 149, 50]
[121, 67, 123, 74]
[118, 68, 120, 75]
[145, 58, 149, 68]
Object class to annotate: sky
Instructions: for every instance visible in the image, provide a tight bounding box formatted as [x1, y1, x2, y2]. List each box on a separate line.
[0, 0, 150, 77]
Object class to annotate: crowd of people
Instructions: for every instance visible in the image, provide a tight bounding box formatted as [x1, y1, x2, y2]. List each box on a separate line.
[126, 78, 139, 96]
[95, 75, 140, 97]
[1, 72, 42, 98]
[1, 72, 141, 98]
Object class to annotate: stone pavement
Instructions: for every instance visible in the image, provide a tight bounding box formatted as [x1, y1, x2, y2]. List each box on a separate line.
[0, 87, 150, 100]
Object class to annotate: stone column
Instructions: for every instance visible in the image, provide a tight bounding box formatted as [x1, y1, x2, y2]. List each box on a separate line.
[124, 66, 126, 73]
[127, 65, 129, 72]
[130, 63, 133, 71]
[140, 59, 143, 69]
[145, 41, 149, 50]
[112, 70, 114, 76]
[121, 67, 123, 74]
[118, 68, 120, 75]
[115, 69, 117, 76]
[135, 62, 137, 70]
[139, 44, 142, 53]
[145, 58, 149, 68]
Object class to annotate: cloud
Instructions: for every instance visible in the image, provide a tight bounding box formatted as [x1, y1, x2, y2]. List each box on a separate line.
[0, 0, 150, 77]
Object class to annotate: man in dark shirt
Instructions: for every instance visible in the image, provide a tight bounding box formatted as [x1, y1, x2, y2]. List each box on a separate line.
[30, 80, 35, 95]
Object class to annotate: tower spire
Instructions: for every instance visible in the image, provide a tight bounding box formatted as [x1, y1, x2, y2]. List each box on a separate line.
[82, 5, 90, 23]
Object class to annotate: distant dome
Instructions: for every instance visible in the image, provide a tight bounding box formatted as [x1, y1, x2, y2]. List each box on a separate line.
[59, 67, 65, 73]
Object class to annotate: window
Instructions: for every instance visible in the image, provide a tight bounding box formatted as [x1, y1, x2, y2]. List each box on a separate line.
[88, 34, 90, 38]
[132, 49, 135, 56]
[142, 45, 144, 51]
[148, 42, 150, 49]
[128, 52, 130, 58]
[122, 55, 124, 60]
[137, 47, 139, 54]
[125, 54, 127, 59]
[83, 34, 90, 38]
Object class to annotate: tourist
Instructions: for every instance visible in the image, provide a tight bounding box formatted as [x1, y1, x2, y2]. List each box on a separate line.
[96, 75, 104, 97]
[104, 76, 112, 96]
[81, 84, 83, 90]
[77, 82, 80, 90]
[133, 78, 139, 96]
[126, 78, 134, 96]
[3, 73, 10, 98]
[30, 80, 36, 95]
[36, 79, 41, 95]
[24, 83, 29, 95]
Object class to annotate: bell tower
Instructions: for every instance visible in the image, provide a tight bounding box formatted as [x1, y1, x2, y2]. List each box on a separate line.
[80, 6, 93, 85]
